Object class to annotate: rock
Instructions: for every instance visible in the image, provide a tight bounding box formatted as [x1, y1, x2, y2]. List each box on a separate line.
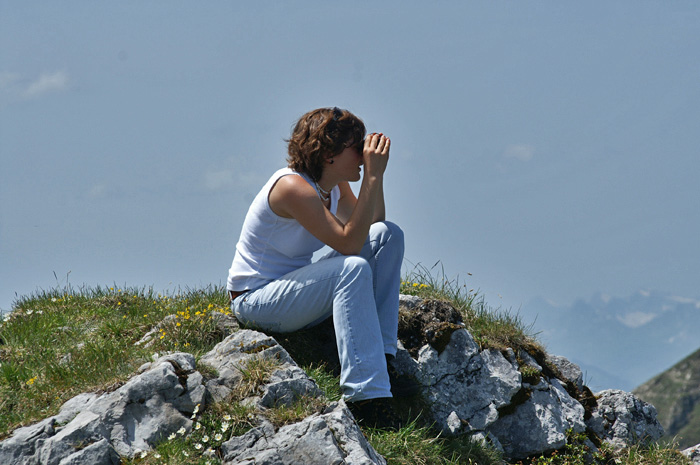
[210, 310, 241, 335]
[586, 389, 664, 449]
[488, 378, 586, 459]
[259, 365, 323, 408]
[469, 431, 504, 454]
[394, 328, 521, 435]
[56, 438, 119, 465]
[547, 354, 584, 392]
[519, 350, 543, 372]
[200, 329, 320, 406]
[399, 294, 422, 309]
[0, 353, 205, 464]
[0, 418, 56, 465]
[220, 401, 386, 465]
[682, 443, 700, 465]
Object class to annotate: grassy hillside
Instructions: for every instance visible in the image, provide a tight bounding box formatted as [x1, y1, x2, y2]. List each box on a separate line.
[0, 269, 692, 465]
[634, 347, 700, 449]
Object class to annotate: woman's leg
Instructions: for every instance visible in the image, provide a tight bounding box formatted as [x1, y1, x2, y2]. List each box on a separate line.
[231, 255, 392, 401]
[321, 221, 405, 357]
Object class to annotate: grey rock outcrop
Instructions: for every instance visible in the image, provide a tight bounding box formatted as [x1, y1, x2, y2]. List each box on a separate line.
[547, 354, 585, 392]
[393, 327, 589, 459]
[0, 352, 204, 465]
[221, 402, 386, 465]
[393, 297, 664, 460]
[394, 330, 521, 434]
[0, 330, 384, 465]
[586, 389, 665, 449]
[199, 329, 321, 407]
[488, 378, 587, 458]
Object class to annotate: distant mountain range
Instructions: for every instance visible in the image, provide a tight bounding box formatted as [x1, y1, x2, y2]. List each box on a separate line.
[519, 290, 700, 392]
[634, 347, 700, 449]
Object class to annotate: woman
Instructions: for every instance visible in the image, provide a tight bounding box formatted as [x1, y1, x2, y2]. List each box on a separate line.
[227, 107, 409, 429]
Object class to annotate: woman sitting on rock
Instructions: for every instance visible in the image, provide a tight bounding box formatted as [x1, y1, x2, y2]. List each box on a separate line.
[226, 107, 411, 429]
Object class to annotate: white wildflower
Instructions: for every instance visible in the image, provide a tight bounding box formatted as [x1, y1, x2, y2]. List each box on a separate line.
[154, 452, 162, 458]
[139, 450, 148, 458]
[221, 421, 230, 432]
[223, 414, 231, 421]
[168, 433, 176, 440]
[202, 435, 209, 443]
[215, 433, 223, 441]
[182, 450, 189, 457]
[194, 423, 202, 430]
[194, 443, 203, 450]
[177, 426, 186, 435]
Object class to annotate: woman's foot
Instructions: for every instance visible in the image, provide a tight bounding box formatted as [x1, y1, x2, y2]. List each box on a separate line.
[386, 354, 421, 397]
[346, 397, 403, 430]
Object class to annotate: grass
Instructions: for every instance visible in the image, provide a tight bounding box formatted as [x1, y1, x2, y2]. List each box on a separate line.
[400, 262, 543, 355]
[366, 418, 502, 465]
[0, 274, 692, 465]
[0, 284, 232, 438]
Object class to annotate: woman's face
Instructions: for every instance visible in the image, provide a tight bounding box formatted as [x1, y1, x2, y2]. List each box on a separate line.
[329, 143, 364, 182]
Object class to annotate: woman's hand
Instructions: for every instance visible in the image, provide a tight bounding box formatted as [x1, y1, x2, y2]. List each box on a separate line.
[362, 133, 390, 179]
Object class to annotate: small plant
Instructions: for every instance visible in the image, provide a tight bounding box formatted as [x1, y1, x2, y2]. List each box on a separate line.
[304, 363, 342, 401]
[401, 261, 476, 312]
[123, 401, 257, 464]
[525, 430, 593, 465]
[617, 440, 692, 465]
[367, 418, 503, 465]
[231, 356, 280, 400]
[521, 430, 692, 465]
[519, 364, 542, 385]
[265, 395, 327, 427]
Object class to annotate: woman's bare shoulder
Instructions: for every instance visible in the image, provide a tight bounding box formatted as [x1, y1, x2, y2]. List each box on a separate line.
[271, 173, 314, 196]
[269, 173, 318, 218]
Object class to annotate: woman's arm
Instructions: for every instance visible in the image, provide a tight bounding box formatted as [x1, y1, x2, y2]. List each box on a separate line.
[373, 179, 385, 223]
[337, 180, 385, 224]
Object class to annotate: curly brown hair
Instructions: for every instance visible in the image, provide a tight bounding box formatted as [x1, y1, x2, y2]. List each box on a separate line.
[286, 107, 366, 181]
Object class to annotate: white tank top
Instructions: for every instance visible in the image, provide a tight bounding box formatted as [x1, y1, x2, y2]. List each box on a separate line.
[227, 167, 340, 291]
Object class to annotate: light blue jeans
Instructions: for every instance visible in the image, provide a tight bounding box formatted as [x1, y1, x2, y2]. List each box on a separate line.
[230, 221, 404, 401]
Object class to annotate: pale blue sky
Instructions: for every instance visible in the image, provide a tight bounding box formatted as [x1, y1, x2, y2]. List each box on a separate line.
[2, 1, 699, 328]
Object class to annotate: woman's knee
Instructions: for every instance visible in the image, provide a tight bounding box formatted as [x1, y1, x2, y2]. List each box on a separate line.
[342, 255, 371, 275]
[370, 221, 404, 248]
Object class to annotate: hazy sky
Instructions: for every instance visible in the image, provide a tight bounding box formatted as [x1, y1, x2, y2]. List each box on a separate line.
[2, 2, 699, 320]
